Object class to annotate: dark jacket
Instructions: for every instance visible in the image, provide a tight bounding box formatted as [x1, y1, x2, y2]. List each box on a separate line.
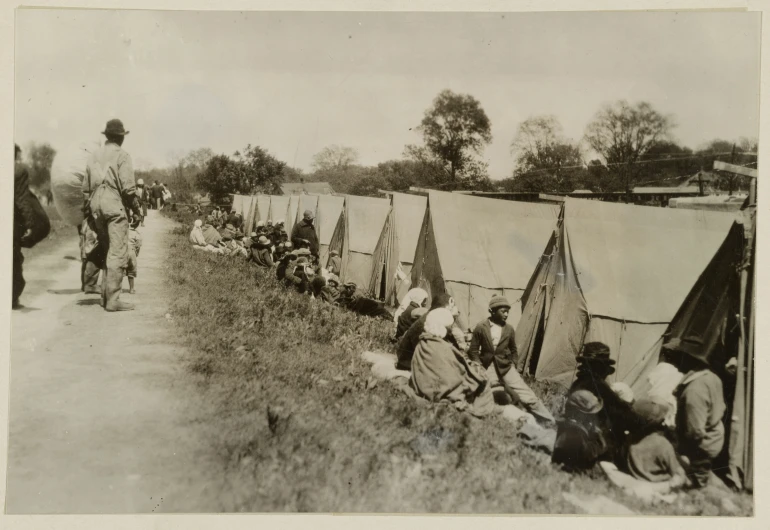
[569, 370, 647, 456]
[468, 319, 517, 377]
[248, 243, 274, 268]
[228, 213, 242, 229]
[276, 254, 296, 280]
[291, 219, 319, 256]
[14, 162, 50, 248]
[674, 369, 726, 458]
[395, 302, 421, 339]
[283, 264, 309, 294]
[151, 184, 164, 199]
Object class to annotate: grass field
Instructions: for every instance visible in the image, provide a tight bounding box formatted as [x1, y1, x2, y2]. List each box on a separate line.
[161, 208, 753, 515]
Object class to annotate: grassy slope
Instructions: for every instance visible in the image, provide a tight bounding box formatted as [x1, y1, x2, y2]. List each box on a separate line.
[161, 209, 752, 515]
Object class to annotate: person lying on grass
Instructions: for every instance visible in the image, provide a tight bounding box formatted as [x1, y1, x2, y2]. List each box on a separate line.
[395, 293, 469, 371]
[335, 282, 391, 320]
[617, 396, 688, 489]
[468, 295, 555, 425]
[409, 308, 495, 418]
[552, 342, 647, 471]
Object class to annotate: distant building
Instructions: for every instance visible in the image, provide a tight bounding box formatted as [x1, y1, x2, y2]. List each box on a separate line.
[281, 181, 335, 195]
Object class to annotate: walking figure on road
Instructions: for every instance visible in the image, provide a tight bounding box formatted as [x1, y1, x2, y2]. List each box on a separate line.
[82, 119, 143, 311]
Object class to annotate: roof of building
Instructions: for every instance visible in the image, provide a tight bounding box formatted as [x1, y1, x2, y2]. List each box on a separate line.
[281, 182, 335, 195]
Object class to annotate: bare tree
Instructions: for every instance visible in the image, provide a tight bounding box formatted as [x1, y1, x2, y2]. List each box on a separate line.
[510, 115, 583, 188]
[311, 145, 359, 172]
[584, 100, 674, 199]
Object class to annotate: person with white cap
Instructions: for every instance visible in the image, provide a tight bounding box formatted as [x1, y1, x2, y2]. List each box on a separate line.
[247, 235, 275, 268]
[82, 118, 143, 311]
[291, 209, 319, 256]
[135, 178, 148, 225]
[468, 295, 555, 424]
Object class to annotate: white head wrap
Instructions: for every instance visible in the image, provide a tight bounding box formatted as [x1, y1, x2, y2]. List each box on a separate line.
[393, 288, 429, 323]
[423, 308, 454, 338]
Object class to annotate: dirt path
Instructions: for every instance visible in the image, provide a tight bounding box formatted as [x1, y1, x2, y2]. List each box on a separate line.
[7, 210, 221, 514]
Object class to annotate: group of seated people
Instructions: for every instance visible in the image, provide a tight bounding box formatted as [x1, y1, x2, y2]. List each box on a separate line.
[391, 288, 729, 491]
[552, 337, 729, 490]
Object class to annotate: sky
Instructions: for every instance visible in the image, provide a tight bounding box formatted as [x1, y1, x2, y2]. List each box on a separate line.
[15, 9, 761, 179]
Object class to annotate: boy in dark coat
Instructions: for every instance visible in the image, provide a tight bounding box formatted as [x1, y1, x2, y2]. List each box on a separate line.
[468, 295, 554, 423]
[248, 235, 274, 268]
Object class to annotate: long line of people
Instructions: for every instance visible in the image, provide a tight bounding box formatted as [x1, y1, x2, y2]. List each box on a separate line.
[187, 203, 727, 494]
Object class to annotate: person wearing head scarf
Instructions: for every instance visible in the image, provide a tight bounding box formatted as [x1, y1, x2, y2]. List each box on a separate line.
[468, 295, 555, 424]
[409, 308, 494, 418]
[618, 397, 687, 488]
[396, 293, 466, 371]
[394, 288, 429, 339]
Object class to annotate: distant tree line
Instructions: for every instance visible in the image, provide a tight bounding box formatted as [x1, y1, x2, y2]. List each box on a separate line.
[22, 90, 758, 208]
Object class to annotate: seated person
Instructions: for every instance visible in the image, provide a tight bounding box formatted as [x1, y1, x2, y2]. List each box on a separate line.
[394, 288, 429, 340]
[668, 337, 726, 489]
[468, 295, 554, 424]
[552, 390, 611, 471]
[618, 397, 688, 489]
[248, 235, 275, 268]
[409, 308, 495, 418]
[336, 282, 390, 319]
[395, 293, 468, 371]
[284, 259, 312, 294]
[327, 250, 342, 276]
[276, 251, 298, 281]
[552, 342, 647, 470]
[189, 220, 223, 254]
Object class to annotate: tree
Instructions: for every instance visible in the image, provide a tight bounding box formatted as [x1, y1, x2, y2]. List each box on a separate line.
[583, 100, 674, 199]
[236, 145, 287, 195]
[198, 154, 242, 204]
[414, 89, 492, 182]
[509, 115, 583, 191]
[311, 145, 359, 172]
[25, 142, 57, 204]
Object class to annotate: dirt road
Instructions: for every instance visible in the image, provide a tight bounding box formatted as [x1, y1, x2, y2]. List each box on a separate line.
[7, 210, 221, 513]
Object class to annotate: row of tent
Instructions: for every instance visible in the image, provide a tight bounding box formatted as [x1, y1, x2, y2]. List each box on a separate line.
[230, 189, 753, 490]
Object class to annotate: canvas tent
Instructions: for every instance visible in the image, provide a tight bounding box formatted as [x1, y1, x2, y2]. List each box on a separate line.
[410, 191, 560, 330]
[327, 195, 391, 293]
[296, 194, 319, 225]
[368, 192, 428, 304]
[286, 195, 300, 236]
[231, 194, 250, 217]
[315, 194, 345, 265]
[515, 197, 737, 388]
[244, 196, 258, 234]
[658, 210, 754, 491]
[256, 195, 271, 224]
[268, 196, 290, 226]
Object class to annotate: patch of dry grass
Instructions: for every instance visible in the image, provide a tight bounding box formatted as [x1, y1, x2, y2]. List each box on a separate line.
[161, 209, 753, 515]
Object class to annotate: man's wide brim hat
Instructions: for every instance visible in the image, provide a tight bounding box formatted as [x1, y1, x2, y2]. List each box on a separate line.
[576, 341, 617, 369]
[102, 119, 129, 136]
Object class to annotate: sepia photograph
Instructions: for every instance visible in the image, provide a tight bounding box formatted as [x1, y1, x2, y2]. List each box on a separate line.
[8, 7, 759, 516]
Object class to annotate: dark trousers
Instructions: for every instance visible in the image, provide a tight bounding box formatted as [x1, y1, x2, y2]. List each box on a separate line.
[682, 446, 714, 488]
[12, 238, 24, 306]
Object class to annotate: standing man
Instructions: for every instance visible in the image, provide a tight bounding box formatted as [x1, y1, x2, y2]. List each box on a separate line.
[291, 209, 319, 257]
[13, 144, 50, 309]
[82, 119, 143, 312]
[151, 180, 163, 210]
